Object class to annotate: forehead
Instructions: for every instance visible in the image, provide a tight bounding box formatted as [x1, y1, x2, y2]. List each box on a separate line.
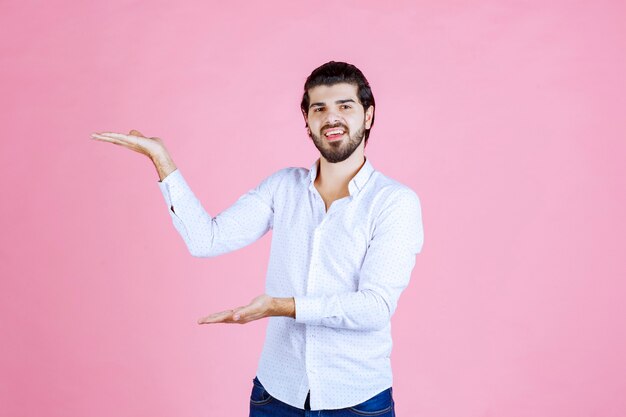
[307, 82, 359, 103]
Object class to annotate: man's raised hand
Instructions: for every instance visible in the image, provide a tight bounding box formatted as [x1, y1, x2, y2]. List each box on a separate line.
[91, 129, 178, 180]
[91, 129, 166, 160]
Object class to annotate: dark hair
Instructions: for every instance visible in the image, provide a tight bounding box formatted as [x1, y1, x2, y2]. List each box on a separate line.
[301, 61, 376, 146]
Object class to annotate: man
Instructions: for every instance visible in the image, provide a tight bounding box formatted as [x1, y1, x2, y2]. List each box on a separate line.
[91, 61, 424, 416]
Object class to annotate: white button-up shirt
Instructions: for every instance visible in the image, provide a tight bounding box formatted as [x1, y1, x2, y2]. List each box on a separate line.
[157, 156, 424, 410]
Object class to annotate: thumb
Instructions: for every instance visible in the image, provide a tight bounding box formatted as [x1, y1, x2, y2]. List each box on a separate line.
[232, 307, 249, 321]
[129, 129, 145, 137]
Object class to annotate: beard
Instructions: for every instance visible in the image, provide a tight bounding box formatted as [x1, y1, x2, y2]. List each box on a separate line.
[308, 120, 366, 163]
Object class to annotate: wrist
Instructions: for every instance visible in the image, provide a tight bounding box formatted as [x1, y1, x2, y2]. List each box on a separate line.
[271, 297, 296, 319]
[150, 149, 172, 165]
[152, 152, 177, 181]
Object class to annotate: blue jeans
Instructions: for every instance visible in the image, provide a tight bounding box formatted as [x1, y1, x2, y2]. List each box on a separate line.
[249, 376, 395, 416]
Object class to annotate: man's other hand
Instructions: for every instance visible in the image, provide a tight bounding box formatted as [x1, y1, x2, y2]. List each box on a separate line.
[197, 294, 295, 325]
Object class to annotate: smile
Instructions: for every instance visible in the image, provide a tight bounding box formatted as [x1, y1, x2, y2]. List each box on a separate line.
[323, 128, 346, 141]
[324, 128, 345, 136]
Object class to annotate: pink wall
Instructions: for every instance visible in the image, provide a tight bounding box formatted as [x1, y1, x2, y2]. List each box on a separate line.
[1, 1, 625, 416]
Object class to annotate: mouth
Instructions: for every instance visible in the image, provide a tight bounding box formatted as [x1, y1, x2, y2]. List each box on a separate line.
[323, 127, 346, 142]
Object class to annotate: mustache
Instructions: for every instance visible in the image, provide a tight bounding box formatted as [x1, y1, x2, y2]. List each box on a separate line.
[321, 123, 348, 132]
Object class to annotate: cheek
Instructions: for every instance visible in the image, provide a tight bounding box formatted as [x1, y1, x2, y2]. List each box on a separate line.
[309, 118, 323, 130]
[350, 115, 365, 129]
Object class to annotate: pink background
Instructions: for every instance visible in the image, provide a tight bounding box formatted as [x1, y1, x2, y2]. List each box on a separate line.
[1, 1, 625, 416]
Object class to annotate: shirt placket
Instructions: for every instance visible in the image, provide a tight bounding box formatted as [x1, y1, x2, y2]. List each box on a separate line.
[305, 184, 351, 409]
[304, 185, 323, 401]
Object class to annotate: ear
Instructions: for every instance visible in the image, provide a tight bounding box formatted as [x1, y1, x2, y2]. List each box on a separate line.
[301, 109, 309, 128]
[365, 105, 374, 129]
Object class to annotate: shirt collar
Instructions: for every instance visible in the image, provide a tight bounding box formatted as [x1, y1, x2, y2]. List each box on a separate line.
[308, 156, 375, 197]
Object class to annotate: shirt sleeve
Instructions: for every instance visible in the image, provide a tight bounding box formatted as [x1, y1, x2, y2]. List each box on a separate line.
[157, 168, 277, 257]
[293, 188, 424, 331]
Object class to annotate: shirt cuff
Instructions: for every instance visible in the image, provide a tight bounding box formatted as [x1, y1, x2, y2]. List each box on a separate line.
[156, 168, 188, 209]
[294, 295, 325, 325]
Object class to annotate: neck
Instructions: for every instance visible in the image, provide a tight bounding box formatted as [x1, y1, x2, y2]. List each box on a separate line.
[316, 148, 366, 192]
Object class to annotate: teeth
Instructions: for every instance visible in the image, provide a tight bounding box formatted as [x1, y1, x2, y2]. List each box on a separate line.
[325, 129, 344, 136]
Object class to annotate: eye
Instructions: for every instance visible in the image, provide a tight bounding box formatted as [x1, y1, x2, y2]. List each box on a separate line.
[313, 107, 325, 112]
[341, 104, 352, 110]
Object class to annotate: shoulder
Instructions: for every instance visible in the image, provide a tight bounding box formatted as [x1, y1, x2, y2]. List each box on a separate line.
[369, 171, 422, 211]
[258, 166, 301, 182]
[256, 166, 309, 193]
[368, 171, 424, 252]
[273, 166, 309, 179]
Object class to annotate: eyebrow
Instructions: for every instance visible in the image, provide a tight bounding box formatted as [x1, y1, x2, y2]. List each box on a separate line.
[309, 99, 357, 109]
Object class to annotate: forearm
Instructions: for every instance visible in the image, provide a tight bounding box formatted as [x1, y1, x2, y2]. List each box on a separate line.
[157, 168, 276, 258]
[294, 289, 391, 331]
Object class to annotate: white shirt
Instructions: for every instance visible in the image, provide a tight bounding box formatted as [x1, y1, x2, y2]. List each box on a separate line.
[157, 156, 424, 410]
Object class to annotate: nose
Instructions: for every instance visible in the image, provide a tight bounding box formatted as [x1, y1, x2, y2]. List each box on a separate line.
[324, 109, 341, 125]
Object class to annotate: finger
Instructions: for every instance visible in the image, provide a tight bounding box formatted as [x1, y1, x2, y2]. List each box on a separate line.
[91, 133, 124, 144]
[198, 310, 233, 324]
[100, 132, 136, 141]
[99, 132, 126, 137]
[100, 132, 141, 146]
[129, 129, 145, 137]
[201, 310, 233, 320]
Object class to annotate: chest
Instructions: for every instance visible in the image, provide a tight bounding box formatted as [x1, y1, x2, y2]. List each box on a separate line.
[272, 186, 374, 280]
[315, 184, 350, 213]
